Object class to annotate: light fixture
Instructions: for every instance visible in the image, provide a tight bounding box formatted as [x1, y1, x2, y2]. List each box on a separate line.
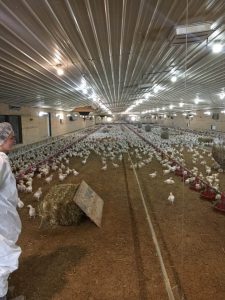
[179, 102, 184, 107]
[171, 76, 177, 83]
[212, 41, 223, 53]
[219, 92, 225, 100]
[162, 107, 165, 110]
[56, 113, 64, 119]
[38, 111, 48, 117]
[169, 104, 174, 110]
[182, 113, 187, 116]
[56, 65, 64, 76]
[194, 97, 200, 104]
[144, 93, 151, 99]
[204, 111, 211, 116]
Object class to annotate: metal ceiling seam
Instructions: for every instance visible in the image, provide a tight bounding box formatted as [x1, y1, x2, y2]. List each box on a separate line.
[85, 0, 114, 105]
[0, 50, 77, 96]
[63, 0, 113, 109]
[118, 0, 127, 105]
[45, 0, 108, 103]
[121, 0, 145, 102]
[125, 0, 202, 107]
[0, 24, 88, 100]
[104, 0, 116, 104]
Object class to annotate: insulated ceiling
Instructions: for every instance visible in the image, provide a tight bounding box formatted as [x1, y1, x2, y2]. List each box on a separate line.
[0, 0, 225, 114]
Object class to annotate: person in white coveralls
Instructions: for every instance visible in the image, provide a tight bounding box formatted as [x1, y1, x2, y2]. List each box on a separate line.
[0, 122, 23, 300]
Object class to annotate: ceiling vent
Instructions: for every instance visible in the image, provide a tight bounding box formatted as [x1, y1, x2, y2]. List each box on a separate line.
[170, 22, 213, 45]
[8, 105, 21, 111]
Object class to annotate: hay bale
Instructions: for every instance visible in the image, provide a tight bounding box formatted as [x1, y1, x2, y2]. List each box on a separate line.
[212, 144, 225, 169]
[39, 184, 83, 226]
[145, 124, 151, 132]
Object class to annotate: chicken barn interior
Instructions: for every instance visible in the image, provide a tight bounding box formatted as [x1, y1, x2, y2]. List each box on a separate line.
[1, 0, 225, 299]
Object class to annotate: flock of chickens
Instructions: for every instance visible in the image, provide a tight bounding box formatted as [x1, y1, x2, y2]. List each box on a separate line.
[9, 124, 224, 218]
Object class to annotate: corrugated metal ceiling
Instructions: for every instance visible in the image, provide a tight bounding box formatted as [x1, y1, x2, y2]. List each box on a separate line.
[0, 0, 225, 114]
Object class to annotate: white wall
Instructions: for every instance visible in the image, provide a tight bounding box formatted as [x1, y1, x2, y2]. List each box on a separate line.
[0, 103, 95, 145]
[142, 111, 225, 132]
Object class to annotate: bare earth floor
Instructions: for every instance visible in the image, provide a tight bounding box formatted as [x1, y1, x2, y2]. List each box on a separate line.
[10, 150, 225, 300]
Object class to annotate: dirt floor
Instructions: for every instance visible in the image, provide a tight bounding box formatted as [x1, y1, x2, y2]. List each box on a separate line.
[10, 140, 225, 300]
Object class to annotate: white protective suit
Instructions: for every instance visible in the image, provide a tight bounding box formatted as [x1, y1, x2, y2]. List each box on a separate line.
[0, 152, 21, 297]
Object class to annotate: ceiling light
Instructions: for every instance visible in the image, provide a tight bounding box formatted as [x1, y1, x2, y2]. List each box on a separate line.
[162, 107, 165, 110]
[212, 41, 223, 53]
[219, 92, 225, 100]
[171, 76, 177, 83]
[144, 93, 151, 99]
[38, 111, 48, 117]
[57, 68, 64, 76]
[169, 105, 174, 110]
[182, 113, 187, 116]
[204, 111, 211, 115]
[179, 102, 184, 107]
[194, 97, 200, 104]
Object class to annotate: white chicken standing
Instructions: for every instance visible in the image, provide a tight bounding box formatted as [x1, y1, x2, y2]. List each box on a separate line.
[17, 198, 24, 208]
[168, 192, 175, 204]
[27, 205, 36, 218]
[33, 187, 42, 201]
[149, 171, 157, 178]
[72, 169, 79, 176]
[101, 164, 107, 171]
[45, 174, 53, 184]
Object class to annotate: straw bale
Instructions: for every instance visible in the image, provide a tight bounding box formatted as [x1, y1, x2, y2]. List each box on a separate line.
[39, 184, 83, 226]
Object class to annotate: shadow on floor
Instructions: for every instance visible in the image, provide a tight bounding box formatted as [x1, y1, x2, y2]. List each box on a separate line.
[11, 245, 87, 300]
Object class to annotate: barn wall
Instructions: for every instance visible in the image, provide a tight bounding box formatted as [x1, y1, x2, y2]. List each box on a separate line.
[0, 103, 95, 145]
[144, 111, 225, 132]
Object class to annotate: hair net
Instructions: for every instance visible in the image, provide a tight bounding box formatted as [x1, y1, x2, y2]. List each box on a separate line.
[0, 123, 14, 146]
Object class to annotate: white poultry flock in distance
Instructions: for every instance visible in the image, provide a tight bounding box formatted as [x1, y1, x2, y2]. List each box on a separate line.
[9, 124, 222, 217]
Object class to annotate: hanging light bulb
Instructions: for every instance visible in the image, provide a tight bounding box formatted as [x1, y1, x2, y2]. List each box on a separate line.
[179, 102, 184, 107]
[212, 41, 223, 53]
[219, 92, 225, 100]
[194, 97, 200, 104]
[57, 68, 64, 76]
[171, 76, 177, 83]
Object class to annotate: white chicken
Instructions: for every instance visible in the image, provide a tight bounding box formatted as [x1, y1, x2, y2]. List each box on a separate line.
[17, 198, 24, 208]
[27, 205, 36, 218]
[101, 165, 107, 171]
[33, 187, 42, 201]
[72, 169, 79, 176]
[163, 169, 170, 175]
[168, 192, 175, 204]
[215, 194, 221, 201]
[112, 163, 119, 168]
[164, 178, 175, 184]
[45, 174, 53, 184]
[149, 171, 157, 178]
